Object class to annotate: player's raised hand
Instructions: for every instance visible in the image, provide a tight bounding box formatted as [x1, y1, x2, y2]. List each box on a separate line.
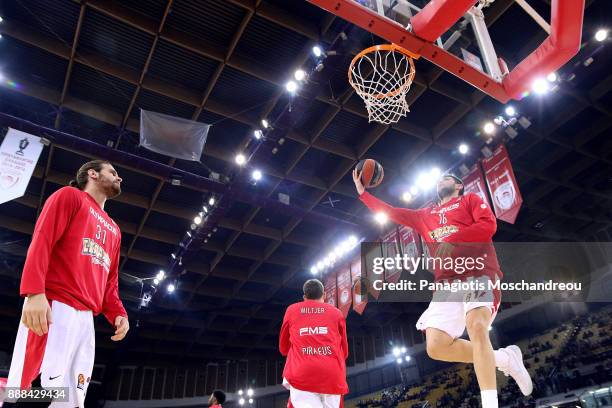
[22, 293, 52, 336]
[352, 168, 365, 196]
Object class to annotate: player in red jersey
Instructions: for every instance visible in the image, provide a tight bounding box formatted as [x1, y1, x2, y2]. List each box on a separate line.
[5, 160, 129, 408]
[280, 279, 349, 408]
[354, 170, 532, 408]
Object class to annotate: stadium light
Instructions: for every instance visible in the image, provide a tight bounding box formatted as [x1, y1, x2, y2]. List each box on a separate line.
[375, 212, 388, 225]
[416, 172, 436, 191]
[396, 358, 403, 364]
[252, 169, 262, 181]
[194, 215, 202, 225]
[208, 197, 215, 206]
[286, 80, 298, 93]
[261, 118, 269, 129]
[247, 389, 254, 397]
[167, 283, 175, 293]
[402, 191, 413, 203]
[505, 106, 516, 117]
[294, 69, 307, 81]
[409, 186, 418, 195]
[239, 398, 245, 405]
[595, 29, 608, 42]
[458, 144, 469, 154]
[312, 45, 323, 57]
[249, 399, 253, 404]
[235, 153, 246, 166]
[393, 347, 400, 357]
[405, 355, 411, 362]
[401, 347, 407, 354]
[156, 270, 166, 281]
[483, 122, 495, 134]
[310, 266, 318, 275]
[238, 390, 243, 396]
[316, 261, 324, 270]
[253, 129, 263, 140]
[547, 72, 557, 82]
[202, 206, 208, 214]
[171, 253, 176, 259]
[532, 78, 550, 95]
[153, 278, 159, 285]
[348, 235, 358, 247]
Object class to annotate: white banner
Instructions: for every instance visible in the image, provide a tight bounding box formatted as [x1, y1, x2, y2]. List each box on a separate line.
[0, 128, 45, 205]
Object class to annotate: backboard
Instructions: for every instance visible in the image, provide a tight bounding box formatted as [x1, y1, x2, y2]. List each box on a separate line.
[307, 0, 585, 103]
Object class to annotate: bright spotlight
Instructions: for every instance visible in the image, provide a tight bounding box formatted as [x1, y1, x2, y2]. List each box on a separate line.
[238, 390, 244, 396]
[153, 278, 159, 285]
[416, 172, 435, 190]
[324, 257, 332, 267]
[312, 45, 323, 57]
[401, 347, 407, 354]
[253, 129, 263, 140]
[247, 389, 254, 397]
[171, 253, 176, 259]
[194, 215, 202, 225]
[402, 191, 413, 202]
[374, 212, 388, 225]
[405, 355, 411, 362]
[156, 270, 166, 280]
[409, 186, 418, 195]
[310, 266, 318, 275]
[595, 29, 608, 42]
[328, 252, 337, 262]
[532, 78, 550, 94]
[348, 235, 358, 247]
[294, 69, 307, 81]
[167, 283, 175, 293]
[261, 118, 269, 128]
[208, 197, 215, 206]
[547, 72, 557, 82]
[202, 206, 208, 214]
[0, 16, 3, 23]
[248, 399, 253, 404]
[458, 144, 469, 154]
[505, 106, 516, 117]
[316, 261, 324, 270]
[285, 80, 298, 93]
[239, 398, 245, 405]
[396, 358, 403, 364]
[393, 347, 400, 357]
[252, 169, 262, 181]
[235, 153, 246, 165]
[483, 122, 495, 134]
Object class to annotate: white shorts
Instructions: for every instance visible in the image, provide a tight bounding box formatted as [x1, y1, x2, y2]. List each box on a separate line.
[283, 379, 341, 408]
[6, 300, 95, 407]
[416, 276, 501, 339]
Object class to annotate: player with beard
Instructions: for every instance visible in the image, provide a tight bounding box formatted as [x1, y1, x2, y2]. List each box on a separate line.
[353, 171, 533, 408]
[5, 160, 128, 408]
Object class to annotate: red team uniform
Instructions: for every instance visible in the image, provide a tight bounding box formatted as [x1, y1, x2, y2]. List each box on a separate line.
[359, 191, 502, 338]
[280, 299, 349, 407]
[7, 187, 127, 406]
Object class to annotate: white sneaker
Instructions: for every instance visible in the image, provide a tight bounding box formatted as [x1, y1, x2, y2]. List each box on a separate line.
[498, 345, 533, 396]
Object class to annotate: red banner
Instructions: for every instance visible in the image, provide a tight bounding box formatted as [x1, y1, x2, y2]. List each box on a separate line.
[336, 263, 352, 317]
[350, 256, 367, 315]
[324, 272, 337, 307]
[482, 144, 523, 224]
[398, 225, 420, 275]
[462, 163, 492, 208]
[0, 377, 6, 408]
[382, 228, 402, 284]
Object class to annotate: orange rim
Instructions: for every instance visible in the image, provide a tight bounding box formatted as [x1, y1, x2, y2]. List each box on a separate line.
[348, 44, 419, 99]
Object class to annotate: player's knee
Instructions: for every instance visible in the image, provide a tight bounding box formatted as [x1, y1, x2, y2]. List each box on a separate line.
[466, 318, 489, 340]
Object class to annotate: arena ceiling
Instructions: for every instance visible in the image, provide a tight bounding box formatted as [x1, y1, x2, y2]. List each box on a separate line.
[0, 0, 611, 370]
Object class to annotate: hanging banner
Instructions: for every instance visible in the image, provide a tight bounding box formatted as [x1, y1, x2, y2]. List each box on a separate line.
[398, 225, 421, 275]
[482, 144, 523, 224]
[462, 162, 492, 208]
[383, 228, 402, 284]
[324, 272, 337, 308]
[336, 263, 352, 317]
[350, 256, 367, 315]
[0, 128, 45, 205]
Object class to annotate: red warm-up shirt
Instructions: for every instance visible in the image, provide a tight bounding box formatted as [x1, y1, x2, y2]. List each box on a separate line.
[360, 191, 502, 282]
[20, 186, 127, 324]
[280, 300, 349, 395]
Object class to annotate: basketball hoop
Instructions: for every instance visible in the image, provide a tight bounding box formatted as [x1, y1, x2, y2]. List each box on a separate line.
[348, 44, 419, 124]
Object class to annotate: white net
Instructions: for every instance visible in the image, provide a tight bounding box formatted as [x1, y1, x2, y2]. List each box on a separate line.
[349, 45, 416, 124]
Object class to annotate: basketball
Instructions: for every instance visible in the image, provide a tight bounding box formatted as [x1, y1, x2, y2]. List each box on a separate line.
[356, 159, 384, 188]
